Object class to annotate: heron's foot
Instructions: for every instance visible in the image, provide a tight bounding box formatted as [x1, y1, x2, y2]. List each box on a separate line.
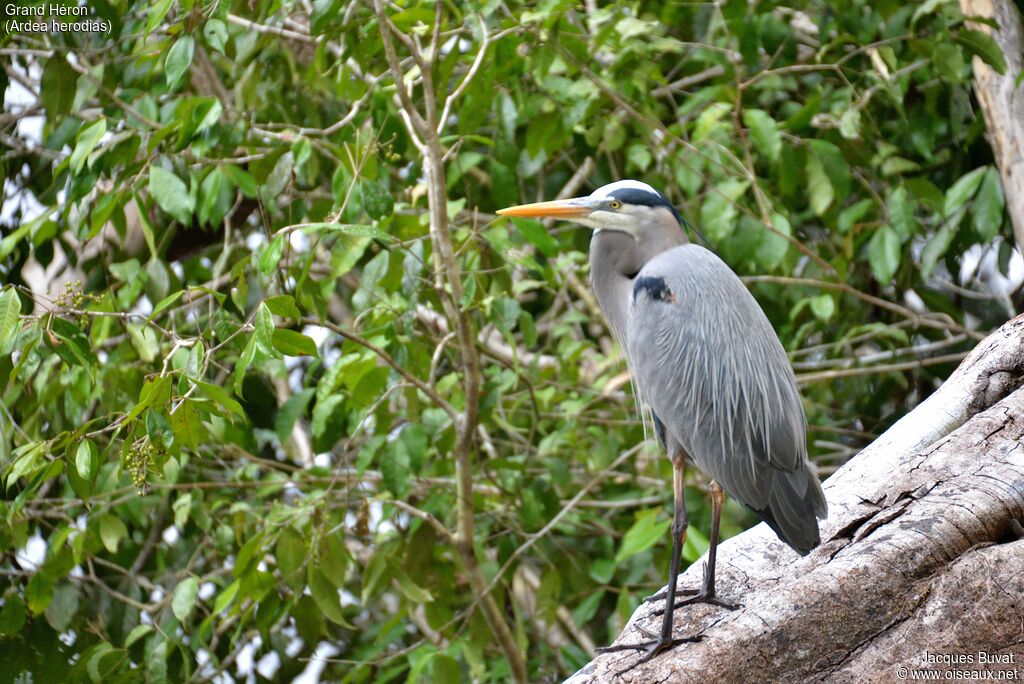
[642, 586, 700, 605]
[596, 626, 703, 663]
[677, 591, 740, 611]
[648, 590, 741, 616]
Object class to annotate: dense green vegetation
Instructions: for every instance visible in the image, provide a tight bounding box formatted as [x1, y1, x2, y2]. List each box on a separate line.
[0, 0, 1014, 681]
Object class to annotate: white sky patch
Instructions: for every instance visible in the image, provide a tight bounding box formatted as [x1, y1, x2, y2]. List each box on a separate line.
[246, 231, 267, 251]
[235, 635, 262, 680]
[162, 525, 180, 546]
[256, 651, 281, 680]
[292, 642, 340, 684]
[282, 626, 303, 658]
[15, 531, 46, 570]
[288, 230, 310, 252]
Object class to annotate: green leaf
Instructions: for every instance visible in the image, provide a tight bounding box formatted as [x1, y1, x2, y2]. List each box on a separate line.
[262, 152, 293, 199]
[124, 624, 154, 648]
[615, 510, 670, 563]
[809, 294, 835, 321]
[44, 583, 79, 632]
[932, 42, 965, 82]
[259, 234, 285, 276]
[76, 439, 98, 483]
[0, 287, 22, 354]
[233, 334, 258, 396]
[308, 565, 353, 627]
[887, 187, 917, 241]
[212, 580, 239, 614]
[944, 167, 986, 217]
[149, 167, 194, 224]
[806, 149, 833, 216]
[26, 573, 54, 615]
[742, 109, 782, 162]
[264, 294, 301, 320]
[146, 0, 173, 34]
[204, 19, 228, 53]
[971, 167, 1004, 240]
[699, 179, 749, 240]
[956, 29, 1006, 75]
[165, 36, 195, 90]
[318, 535, 351, 588]
[148, 290, 184, 321]
[0, 593, 26, 635]
[921, 223, 956, 279]
[272, 329, 318, 357]
[254, 302, 276, 356]
[171, 577, 199, 622]
[361, 181, 394, 219]
[41, 57, 77, 120]
[71, 118, 106, 173]
[275, 388, 315, 442]
[99, 515, 128, 554]
[293, 222, 394, 242]
[382, 437, 411, 499]
[867, 226, 901, 285]
[759, 213, 791, 270]
[195, 380, 245, 418]
[512, 218, 560, 257]
[173, 493, 192, 529]
[276, 527, 307, 592]
[170, 401, 206, 449]
[809, 140, 851, 205]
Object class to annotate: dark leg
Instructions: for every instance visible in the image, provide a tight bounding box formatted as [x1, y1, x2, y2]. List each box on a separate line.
[676, 480, 738, 609]
[596, 456, 702, 661]
[646, 479, 738, 611]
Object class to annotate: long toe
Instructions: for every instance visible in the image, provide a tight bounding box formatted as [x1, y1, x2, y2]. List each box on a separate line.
[677, 592, 740, 611]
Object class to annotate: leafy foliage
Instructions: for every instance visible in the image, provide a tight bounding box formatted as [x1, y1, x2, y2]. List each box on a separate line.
[0, 0, 1015, 681]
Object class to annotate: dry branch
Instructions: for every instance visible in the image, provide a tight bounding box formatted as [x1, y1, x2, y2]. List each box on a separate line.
[959, 0, 1024, 253]
[567, 315, 1024, 683]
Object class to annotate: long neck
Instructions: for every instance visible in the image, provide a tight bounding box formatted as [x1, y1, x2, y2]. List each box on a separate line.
[588, 231, 644, 347]
[589, 225, 686, 346]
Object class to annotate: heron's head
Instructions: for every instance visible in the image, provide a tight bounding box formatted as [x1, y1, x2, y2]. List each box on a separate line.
[496, 180, 684, 239]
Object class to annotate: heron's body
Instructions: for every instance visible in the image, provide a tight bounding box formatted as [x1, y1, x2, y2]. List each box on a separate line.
[623, 244, 826, 552]
[498, 179, 828, 662]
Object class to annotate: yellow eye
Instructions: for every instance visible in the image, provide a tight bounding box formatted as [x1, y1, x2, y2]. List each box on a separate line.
[609, 200, 621, 210]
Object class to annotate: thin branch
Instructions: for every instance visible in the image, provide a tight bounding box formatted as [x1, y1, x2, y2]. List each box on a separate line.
[301, 317, 459, 422]
[437, 14, 490, 133]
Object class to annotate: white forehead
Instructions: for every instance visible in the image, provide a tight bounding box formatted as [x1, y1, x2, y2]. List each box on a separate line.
[589, 180, 660, 199]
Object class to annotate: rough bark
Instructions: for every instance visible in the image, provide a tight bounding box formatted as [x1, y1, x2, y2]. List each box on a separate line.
[567, 315, 1024, 683]
[959, 0, 1024, 253]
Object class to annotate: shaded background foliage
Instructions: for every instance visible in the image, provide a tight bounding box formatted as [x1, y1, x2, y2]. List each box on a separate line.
[0, 0, 1017, 681]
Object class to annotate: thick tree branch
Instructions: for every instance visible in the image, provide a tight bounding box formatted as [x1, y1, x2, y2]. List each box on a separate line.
[959, 0, 1024, 253]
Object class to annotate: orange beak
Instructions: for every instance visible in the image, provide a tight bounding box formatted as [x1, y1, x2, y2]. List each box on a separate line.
[496, 198, 596, 219]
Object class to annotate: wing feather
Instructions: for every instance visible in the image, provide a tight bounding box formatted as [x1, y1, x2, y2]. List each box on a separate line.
[626, 245, 827, 553]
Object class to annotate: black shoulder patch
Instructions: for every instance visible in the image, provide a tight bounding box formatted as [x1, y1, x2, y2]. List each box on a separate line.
[632, 276, 675, 304]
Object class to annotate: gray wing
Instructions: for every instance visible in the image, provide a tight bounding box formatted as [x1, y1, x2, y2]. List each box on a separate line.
[626, 245, 828, 554]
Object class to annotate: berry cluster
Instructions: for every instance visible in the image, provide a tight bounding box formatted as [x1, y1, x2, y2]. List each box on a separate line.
[125, 438, 159, 490]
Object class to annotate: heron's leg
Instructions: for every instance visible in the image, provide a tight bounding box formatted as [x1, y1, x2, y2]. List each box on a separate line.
[596, 456, 701, 661]
[676, 479, 738, 610]
[646, 480, 739, 612]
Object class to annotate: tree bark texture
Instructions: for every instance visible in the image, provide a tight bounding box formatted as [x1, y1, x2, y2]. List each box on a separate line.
[959, 0, 1024, 253]
[567, 316, 1024, 683]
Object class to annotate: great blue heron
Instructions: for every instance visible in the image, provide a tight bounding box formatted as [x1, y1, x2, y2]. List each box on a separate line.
[497, 180, 828, 661]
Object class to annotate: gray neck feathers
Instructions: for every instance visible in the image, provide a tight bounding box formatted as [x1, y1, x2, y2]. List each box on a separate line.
[588, 211, 687, 346]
